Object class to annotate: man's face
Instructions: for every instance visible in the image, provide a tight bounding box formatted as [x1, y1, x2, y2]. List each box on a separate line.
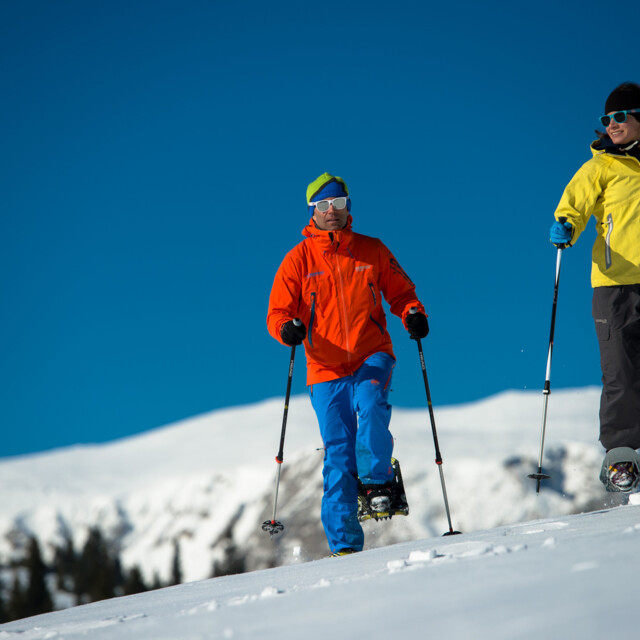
[312, 197, 349, 230]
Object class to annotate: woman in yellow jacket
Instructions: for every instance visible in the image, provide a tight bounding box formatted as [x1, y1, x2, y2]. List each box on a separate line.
[551, 82, 640, 493]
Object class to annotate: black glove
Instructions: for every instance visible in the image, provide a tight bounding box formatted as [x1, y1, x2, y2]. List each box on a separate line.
[280, 319, 306, 346]
[406, 312, 429, 340]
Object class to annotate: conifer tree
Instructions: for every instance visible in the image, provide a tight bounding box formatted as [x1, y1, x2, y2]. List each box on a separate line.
[23, 536, 53, 617]
[122, 566, 148, 595]
[151, 572, 163, 590]
[170, 539, 183, 586]
[0, 579, 8, 623]
[75, 527, 117, 604]
[53, 536, 77, 592]
[7, 572, 26, 621]
[212, 537, 246, 578]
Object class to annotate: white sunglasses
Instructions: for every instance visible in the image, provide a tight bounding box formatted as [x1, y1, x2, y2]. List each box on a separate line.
[309, 196, 349, 213]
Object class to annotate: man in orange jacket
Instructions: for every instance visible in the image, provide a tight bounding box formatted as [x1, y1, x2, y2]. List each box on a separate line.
[267, 172, 428, 556]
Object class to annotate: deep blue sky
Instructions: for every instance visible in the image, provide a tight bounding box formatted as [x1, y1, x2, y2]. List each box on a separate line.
[2, 0, 639, 458]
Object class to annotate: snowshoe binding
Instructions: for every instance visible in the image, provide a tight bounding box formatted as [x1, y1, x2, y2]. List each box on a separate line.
[358, 457, 409, 522]
[600, 447, 640, 493]
[609, 463, 637, 491]
[329, 548, 358, 557]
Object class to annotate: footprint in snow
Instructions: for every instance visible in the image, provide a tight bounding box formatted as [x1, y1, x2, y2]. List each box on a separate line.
[517, 521, 569, 535]
[387, 541, 527, 573]
[180, 600, 218, 615]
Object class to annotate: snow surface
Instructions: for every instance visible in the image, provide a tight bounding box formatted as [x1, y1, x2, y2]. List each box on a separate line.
[2, 504, 640, 639]
[2, 386, 638, 638]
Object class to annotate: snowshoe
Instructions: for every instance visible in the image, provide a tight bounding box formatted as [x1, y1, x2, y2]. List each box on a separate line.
[358, 457, 409, 522]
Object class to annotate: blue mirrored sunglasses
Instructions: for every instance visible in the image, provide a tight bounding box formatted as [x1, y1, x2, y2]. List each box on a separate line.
[599, 109, 640, 127]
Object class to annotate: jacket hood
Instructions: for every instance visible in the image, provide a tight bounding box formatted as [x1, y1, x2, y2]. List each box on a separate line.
[591, 135, 640, 159]
[592, 135, 619, 155]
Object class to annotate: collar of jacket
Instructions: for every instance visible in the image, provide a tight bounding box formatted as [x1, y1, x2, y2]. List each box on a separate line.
[302, 215, 354, 251]
[591, 136, 640, 162]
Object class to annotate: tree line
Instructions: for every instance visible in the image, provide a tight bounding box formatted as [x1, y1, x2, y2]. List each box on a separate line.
[0, 526, 245, 623]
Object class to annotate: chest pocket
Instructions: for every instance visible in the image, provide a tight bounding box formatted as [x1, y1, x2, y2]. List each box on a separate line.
[354, 264, 377, 303]
[359, 269, 385, 334]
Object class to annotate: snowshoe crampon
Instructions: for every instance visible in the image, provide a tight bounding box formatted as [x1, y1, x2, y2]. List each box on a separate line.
[357, 457, 409, 522]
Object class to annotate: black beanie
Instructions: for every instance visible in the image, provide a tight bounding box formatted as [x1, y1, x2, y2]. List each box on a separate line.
[604, 82, 640, 114]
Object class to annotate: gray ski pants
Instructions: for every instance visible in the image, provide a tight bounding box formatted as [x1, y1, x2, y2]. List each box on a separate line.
[593, 284, 640, 451]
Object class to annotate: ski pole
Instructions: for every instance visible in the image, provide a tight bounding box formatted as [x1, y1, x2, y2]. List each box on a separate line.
[528, 218, 567, 493]
[262, 319, 301, 537]
[411, 309, 461, 536]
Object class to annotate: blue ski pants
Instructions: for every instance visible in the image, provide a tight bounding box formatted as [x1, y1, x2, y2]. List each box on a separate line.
[310, 352, 395, 553]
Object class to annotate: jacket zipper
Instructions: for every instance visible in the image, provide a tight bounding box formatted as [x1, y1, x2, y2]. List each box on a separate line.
[605, 214, 613, 270]
[369, 283, 377, 306]
[333, 252, 352, 361]
[367, 283, 384, 332]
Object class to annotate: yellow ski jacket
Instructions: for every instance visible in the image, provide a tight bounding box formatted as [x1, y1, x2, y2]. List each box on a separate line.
[554, 138, 640, 287]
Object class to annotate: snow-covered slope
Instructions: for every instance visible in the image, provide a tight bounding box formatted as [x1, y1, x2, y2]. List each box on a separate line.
[2, 504, 640, 639]
[0, 387, 615, 584]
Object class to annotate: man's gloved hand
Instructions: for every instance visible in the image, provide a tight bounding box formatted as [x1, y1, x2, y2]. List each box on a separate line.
[280, 319, 306, 346]
[406, 311, 429, 340]
[550, 219, 573, 247]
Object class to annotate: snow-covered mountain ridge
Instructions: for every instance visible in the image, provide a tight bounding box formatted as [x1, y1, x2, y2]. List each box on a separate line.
[0, 387, 614, 583]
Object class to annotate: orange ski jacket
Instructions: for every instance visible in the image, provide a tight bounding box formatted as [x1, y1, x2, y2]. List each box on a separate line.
[267, 216, 426, 385]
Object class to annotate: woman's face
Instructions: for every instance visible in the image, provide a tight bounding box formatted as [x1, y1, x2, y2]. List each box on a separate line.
[607, 112, 640, 145]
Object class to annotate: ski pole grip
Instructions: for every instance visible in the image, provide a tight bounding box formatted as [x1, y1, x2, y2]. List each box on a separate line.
[557, 216, 568, 249]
